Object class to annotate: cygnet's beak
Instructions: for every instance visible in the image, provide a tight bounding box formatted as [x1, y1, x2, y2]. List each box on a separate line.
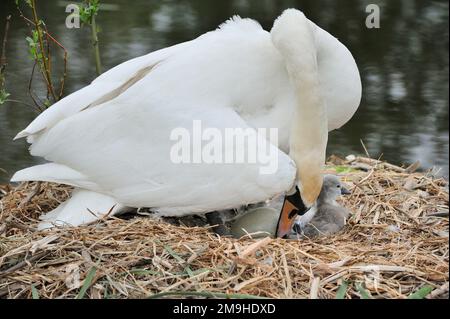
[341, 186, 351, 195]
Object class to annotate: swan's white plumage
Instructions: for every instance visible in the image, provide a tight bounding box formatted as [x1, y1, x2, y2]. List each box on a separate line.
[37, 189, 124, 230]
[11, 163, 101, 191]
[12, 10, 362, 228]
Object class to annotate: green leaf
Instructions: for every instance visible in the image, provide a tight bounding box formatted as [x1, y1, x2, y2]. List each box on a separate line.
[0, 90, 10, 105]
[31, 285, 40, 299]
[44, 99, 51, 108]
[356, 283, 373, 299]
[25, 36, 34, 46]
[335, 281, 349, 299]
[156, 239, 195, 277]
[76, 267, 97, 299]
[408, 286, 434, 299]
[32, 30, 39, 42]
[16, 0, 32, 6]
[80, 0, 101, 25]
[26, 34, 39, 60]
[331, 165, 357, 174]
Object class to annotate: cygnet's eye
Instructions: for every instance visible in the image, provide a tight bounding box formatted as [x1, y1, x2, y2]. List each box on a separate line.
[337, 185, 341, 188]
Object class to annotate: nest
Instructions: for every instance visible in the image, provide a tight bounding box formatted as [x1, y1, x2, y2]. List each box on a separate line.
[0, 156, 448, 299]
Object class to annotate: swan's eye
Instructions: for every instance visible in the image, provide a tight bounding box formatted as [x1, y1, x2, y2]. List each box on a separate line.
[337, 185, 341, 188]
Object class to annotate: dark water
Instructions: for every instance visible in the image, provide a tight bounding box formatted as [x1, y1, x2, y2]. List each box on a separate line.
[0, 0, 448, 184]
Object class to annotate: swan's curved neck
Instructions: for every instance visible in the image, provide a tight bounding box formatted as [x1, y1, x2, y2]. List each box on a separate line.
[271, 10, 328, 207]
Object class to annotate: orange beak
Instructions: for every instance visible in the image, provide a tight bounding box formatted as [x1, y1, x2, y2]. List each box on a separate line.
[276, 187, 309, 238]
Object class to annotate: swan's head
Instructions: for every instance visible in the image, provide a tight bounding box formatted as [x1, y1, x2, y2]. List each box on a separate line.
[318, 175, 351, 204]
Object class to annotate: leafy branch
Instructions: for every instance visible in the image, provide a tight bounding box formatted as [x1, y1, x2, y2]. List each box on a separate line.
[15, 0, 68, 111]
[30, 0, 57, 102]
[0, 16, 11, 105]
[80, 0, 102, 76]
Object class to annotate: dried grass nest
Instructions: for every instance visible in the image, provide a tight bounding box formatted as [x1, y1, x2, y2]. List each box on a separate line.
[0, 156, 448, 299]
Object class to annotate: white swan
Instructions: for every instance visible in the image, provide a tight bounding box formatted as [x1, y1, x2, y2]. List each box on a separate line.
[12, 9, 362, 230]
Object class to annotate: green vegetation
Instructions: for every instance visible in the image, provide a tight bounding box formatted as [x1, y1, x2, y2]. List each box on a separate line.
[331, 165, 359, 174]
[335, 281, 349, 299]
[80, 0, 102, 76]
[3, 1, 102, 111]
[31, 284, 40, 299]
[76, 267, 98, 299]
[408, 285, 434, 299]
[15, 0, 68, 111]
[0, 16, 11, 106]
[355, 282, 373, 299]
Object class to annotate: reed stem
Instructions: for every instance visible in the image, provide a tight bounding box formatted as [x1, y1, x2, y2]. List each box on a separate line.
[91, 13, 102, 76]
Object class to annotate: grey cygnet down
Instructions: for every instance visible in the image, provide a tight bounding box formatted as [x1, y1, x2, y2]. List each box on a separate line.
[298, 175, 351, 238]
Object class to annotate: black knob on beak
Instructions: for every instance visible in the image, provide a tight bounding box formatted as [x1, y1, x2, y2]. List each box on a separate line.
[341, 187, 351, 195]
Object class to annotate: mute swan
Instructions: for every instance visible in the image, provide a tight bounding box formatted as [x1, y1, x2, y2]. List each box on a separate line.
[11, 9, 362, 233]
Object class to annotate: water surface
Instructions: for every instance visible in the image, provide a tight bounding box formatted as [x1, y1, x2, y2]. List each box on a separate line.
[0, 0, 448, 183]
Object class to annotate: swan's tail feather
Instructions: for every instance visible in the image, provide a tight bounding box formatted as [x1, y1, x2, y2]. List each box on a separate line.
[11, 164, 127, 229]
[37, 188, 126, 230]
[11, 163, 101, 190]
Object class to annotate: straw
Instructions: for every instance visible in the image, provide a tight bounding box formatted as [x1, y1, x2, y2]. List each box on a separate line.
[0, 156, 448, 299]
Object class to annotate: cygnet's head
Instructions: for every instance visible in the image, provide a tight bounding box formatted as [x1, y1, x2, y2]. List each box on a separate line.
[318, 175, 351, 203]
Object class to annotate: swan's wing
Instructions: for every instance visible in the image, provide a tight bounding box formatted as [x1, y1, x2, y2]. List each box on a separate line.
[22, 99, 296, 215]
